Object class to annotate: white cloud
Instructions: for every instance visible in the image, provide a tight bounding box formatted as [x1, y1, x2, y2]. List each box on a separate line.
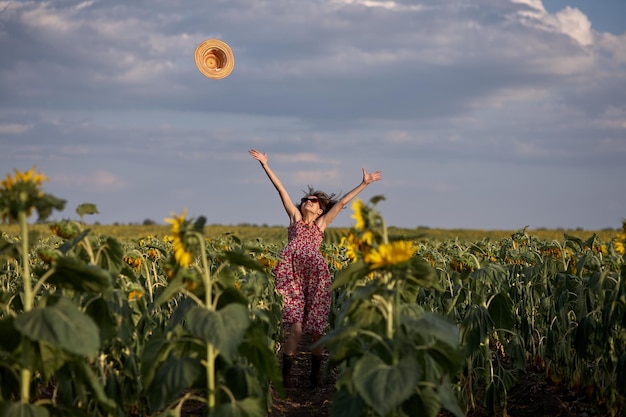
[555, 7, 593, 46]
[512, 0, 593, 47]
[0, 123, 31, 134]
[74, 1, 95, 12]
[54, 170, 126, 192]
[597, 32, 626, 65]
[383, 130, 412, 144]
[0, 0, 625, 229]
[511, 0, 545, 13]
[334, 0, 424, 11]
[21, 5, 73, 34]
[594, 106, 626, 130]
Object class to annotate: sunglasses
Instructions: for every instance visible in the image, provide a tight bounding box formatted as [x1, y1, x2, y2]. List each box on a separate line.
[301, 197, 320, 204]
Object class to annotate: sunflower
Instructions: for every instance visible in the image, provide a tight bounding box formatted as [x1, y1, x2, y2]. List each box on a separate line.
[1, 166, 48, 190]
[257, 255, 277, 270]
[340, 234, 361, 263]
[350, 199, 365, 230]
[50, 221, 81, 240]
[164, 208, 194, 267]
[146, 249, 160, 260]
[0, 166, 64, 224]
[123, 254, 143, 270]
[340, 230, 376, 263]
[128, 289, 144, 301]
[363, 240, 416, 269]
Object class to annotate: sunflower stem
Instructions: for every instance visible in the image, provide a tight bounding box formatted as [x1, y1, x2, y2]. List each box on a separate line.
[18, 208, 32, 403]
[199, 235, 217, 410]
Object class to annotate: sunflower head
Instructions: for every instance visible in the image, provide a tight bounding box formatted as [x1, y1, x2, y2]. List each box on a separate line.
[1, 166, 48, 190]
[50, 220, 81, 240]
[164, 209, 206, 267]
[146, 249, 160, 260]
[340, 233, 372, 263]
[363, 240, 416, 270]
[128, 289, 144, 302]
[351, 199, 365, 230]
[123, 254, 143, 271]
[38, 248, 60, 265]
[0, 167, 65, 224]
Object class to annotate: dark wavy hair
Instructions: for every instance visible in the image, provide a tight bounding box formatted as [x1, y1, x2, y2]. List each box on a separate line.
[296, 186, 339, 216]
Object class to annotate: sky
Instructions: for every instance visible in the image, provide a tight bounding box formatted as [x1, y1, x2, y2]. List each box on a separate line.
[1, 0, 625, 230]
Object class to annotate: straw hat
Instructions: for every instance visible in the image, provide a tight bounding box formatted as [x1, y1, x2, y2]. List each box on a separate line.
[194, 39, 234, 79]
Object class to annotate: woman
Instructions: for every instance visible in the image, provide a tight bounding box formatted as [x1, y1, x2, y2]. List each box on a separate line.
[249, 149, 382, 388]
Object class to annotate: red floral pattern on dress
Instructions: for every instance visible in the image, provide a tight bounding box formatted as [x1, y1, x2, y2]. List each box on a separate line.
[272, 220, 331, 335]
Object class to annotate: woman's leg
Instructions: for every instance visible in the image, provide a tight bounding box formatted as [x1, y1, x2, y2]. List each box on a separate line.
[310, 332, 323, 356]
[310, 332, 323, 387]
[284, 322, 302, 355]
[282, 322, 302, 388]
[304, 270, 331, 388]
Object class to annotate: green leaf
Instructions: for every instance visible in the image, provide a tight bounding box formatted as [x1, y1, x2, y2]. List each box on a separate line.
[38, 341, 70, 381]
[329, 388, 365, 417]
[48, 255, 113, 293]
[58, 229, 91, 254]
[140, 328, 172, 386]
[0, 235, 19, 262]
[331, 260, 369, 290]
[15, 297, 100, 357]
[369, 194, 386, 205]
[317, 326, 364, 366]
[147, 356, 202, 413]
[617, 352, 626, 395]
[405, 256, 437, 289]
[208, 397, 265, 417]
[505, 335, 527, 370]
[401, 311, 463, 374]
[437, 381, 465, 417]
[402, 386, 441, 417]
[0, 317, 21, 352]
[485, 379, 507, 416]
[73, 360, 117, 412]
[76, 203, 99, 217]
[33, 193, 66, 222]
[574, 316, 596, 358]
[223, 251, 265, 272]
[237, 326, 281, 388]
[353, 353, 419, 416]
[461, 306, 493, 354]
[84, 296, 118, 344]
[97, 237, 125, 274]
[487, 292, 515, 330]
[0, 401, 50, 417]
[152, 275, 187, 309]
[402, 310, 459, 349]
[186, 304, 250, 363]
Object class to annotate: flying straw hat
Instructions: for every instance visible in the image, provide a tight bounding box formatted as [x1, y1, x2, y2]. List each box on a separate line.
[194, 39, 234, 79]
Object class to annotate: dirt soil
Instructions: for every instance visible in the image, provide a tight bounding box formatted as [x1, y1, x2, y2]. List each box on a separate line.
[268, 342, 336, 417]
[267, 336, 612, 417]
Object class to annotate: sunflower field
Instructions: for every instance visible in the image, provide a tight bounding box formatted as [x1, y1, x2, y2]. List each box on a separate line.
[1, 167, 625, 417]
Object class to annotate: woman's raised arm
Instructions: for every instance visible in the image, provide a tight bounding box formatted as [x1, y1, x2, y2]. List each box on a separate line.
[249, 149, 300, 220]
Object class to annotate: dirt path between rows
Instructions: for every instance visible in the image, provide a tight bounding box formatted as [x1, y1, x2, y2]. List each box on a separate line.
[268, 334, 335, 417]
[267, 335, 610, 417]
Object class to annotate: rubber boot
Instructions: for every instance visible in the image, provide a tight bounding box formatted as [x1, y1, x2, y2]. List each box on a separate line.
[310, 354, 322, 388]
[282, 354, 294, 388]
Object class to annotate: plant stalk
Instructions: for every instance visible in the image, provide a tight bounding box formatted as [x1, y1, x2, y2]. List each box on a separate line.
[199, 234, 216, 410]
[18, 209, 32, 403]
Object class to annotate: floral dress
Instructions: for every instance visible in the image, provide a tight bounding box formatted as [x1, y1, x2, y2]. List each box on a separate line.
[272, 220, 331, 335]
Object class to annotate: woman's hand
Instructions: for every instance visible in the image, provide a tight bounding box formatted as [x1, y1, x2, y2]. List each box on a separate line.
[362, 168, 382, 185]
[249, 149, 268, 165]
